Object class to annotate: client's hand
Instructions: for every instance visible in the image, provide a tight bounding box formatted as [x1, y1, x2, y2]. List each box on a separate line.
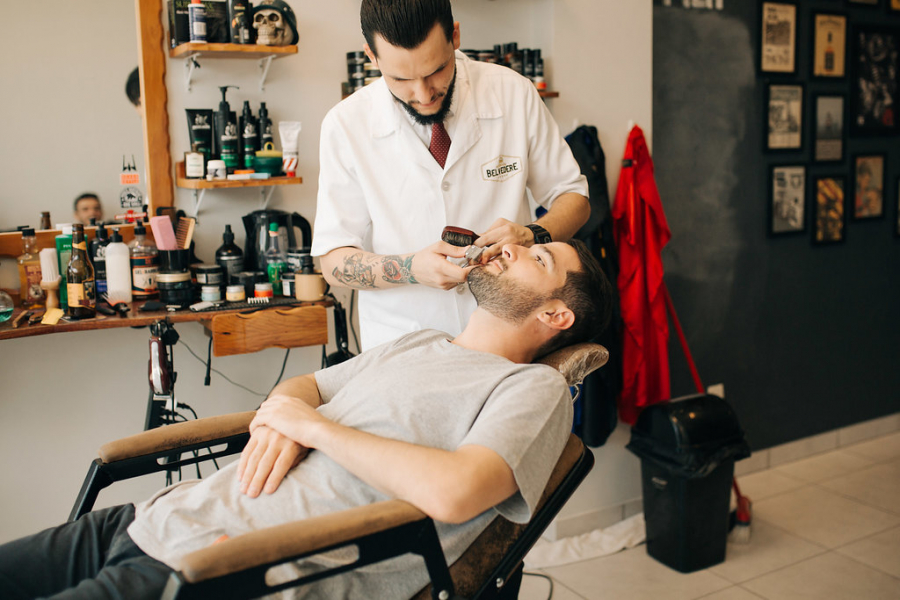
[238, 425, 308, 498]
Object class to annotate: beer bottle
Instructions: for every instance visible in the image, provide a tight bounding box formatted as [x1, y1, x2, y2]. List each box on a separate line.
[66, 224, 96, 319]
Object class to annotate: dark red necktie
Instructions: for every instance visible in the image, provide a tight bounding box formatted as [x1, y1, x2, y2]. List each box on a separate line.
[429, 122, 451, 168]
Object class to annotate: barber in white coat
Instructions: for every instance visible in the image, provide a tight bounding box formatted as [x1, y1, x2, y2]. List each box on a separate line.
[312, 0, 589, 350]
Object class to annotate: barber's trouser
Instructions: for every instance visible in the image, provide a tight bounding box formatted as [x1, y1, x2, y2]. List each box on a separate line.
[0, 504, 172, 600]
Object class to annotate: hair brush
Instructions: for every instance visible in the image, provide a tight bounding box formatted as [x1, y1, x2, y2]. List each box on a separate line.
[441, 226, 478, 247]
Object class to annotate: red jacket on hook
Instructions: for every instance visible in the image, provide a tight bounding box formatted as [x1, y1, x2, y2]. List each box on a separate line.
[612, 126, 672, 425]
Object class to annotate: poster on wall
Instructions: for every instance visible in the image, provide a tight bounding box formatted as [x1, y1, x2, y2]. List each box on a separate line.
[760, 2, 797, 74]
[814, 95, 845, 162]
[850, 26, 898, 135]
[813, 176, 846, 245]
[853, 154, 885, 219]
[812, 14, 847, 78]
[767, 83, 804, 150]
[769, 165, 807, 235]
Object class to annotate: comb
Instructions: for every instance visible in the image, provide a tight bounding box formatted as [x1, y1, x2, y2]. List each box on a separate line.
[175, 217, 195, 250]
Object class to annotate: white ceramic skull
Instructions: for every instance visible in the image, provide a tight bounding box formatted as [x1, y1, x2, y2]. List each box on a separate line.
[254, 9, 288, 45]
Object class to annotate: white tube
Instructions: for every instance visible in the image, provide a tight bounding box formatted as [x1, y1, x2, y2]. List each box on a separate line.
[279, 121, 301, 177]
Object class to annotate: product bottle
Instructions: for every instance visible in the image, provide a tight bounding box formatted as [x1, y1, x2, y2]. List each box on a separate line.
[40, 212, 51, 230]
[17, 228, 45, 309]
[90, 223, 110, 296]
[214, 86, 240, 169]
[105, 229, 133, 303]
[215, 224, 245, 284]
[258, 102, 273, 148]
[240, 101, 258, 169]
[66, 224, 96, 320]
[184, 143, 205, 178]
[263, 222, 286, 296]
[129, 222, 159, 300]
[55, 224, 73, 310]
[188, 0, 207, 43]
[228, 0, 253, 44]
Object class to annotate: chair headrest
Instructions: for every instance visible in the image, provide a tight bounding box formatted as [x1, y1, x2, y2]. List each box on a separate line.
[536, 343, 609, 387]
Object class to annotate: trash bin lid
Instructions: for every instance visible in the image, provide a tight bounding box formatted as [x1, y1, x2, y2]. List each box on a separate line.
[626, 394, 751, 478]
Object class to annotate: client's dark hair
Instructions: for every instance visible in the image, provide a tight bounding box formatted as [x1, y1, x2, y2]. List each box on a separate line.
[361, 0, 454, 57]
[73, 192, 100, 211]
[126, 67, 141, 107]
[536, 239, 613, 358]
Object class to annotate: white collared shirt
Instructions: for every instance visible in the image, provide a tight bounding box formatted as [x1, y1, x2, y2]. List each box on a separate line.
[312, 50, 587, 350]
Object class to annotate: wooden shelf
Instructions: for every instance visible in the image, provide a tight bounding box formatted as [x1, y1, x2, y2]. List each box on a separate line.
[538, 91, 559, 98]
[175, 162, 302, 189]
[169, 42, 297, 59]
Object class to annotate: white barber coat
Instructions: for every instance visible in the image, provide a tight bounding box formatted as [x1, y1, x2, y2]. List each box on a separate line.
[312, 51, 587, 350]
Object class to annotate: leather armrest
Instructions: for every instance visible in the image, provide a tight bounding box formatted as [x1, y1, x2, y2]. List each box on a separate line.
[179, 499, 427, 584]
[537, 343, 609, 387]
[98, 411, 256, 464]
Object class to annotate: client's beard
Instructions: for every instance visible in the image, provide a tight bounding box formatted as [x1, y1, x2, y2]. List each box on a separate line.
[391, 68, 457, 126]
[468, 261, 546, 324]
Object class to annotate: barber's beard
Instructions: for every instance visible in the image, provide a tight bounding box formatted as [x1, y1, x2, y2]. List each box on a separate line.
[468, 261, 546, 324]
[392, 69, 457, 126]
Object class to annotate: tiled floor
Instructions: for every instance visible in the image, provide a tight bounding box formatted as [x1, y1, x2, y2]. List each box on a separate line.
[520, 431, 900, 600]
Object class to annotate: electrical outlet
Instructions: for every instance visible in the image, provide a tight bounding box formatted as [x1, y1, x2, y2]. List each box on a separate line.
[707, 383, 725, 398]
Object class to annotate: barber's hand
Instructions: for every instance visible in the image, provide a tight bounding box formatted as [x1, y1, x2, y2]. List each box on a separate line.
[410, 241, 478, 290]
[474, 219, 535, 262]
[238, 425, 307, 498]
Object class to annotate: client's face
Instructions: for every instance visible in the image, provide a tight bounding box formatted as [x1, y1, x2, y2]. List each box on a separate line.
[468, 243, 577, 323]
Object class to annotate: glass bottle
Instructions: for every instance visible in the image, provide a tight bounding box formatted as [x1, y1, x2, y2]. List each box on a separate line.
[66, 224, 96, 319]
[263, 222, 286, 296]
[0, 290, 13, 322]
[129, 222, 159, 300]
[215, 224, 244, 284]
[17, 228, 45, 309]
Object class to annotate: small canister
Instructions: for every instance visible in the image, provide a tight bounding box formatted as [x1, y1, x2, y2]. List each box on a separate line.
[237, 271, 262, 299]
[201, 285, 221, 302]
[206, 159, 227, 180]
[225, 284, 246, 302]
[281, 270, 295, 297]
[157, 272, 194, 309]
[254, 282, 274, 298]
[194, 264, 224, 286]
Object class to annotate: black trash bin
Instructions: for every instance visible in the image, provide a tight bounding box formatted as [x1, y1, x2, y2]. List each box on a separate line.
[626, 394, 750, 573]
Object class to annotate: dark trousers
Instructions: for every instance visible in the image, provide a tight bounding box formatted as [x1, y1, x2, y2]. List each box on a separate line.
[0, 504, 172, 600]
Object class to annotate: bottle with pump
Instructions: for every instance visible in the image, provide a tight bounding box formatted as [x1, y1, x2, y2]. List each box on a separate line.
[106, 229, 132, 303]
[214, 85, 239, 169]
[90, 223, 110, 296]
[66, 224, 96, 319]
[240, 101, 258, 169]
[55, 224, 73, 310]
[258, 102, 273, 148]
[129, 222, 159, 299]
[264, 222, 286, 295]
[215, 224, 244, 284]
[17, 228, 45, 309]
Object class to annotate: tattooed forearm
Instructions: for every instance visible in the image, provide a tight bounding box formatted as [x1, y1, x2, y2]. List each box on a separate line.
[381, 255, 417, 285]
[331, 253, 417, 289]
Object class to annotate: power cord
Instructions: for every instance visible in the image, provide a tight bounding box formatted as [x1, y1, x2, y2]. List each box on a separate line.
[522, 572, 554, 600]
[178, 339, 268, 397]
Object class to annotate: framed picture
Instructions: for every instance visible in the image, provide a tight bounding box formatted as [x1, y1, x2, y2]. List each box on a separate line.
[850, 26, 899, 136]
[812, 14, 847, 78]
[813, 94, 845, 162]
[767, 83, 804, 151]
[852, 153, 886, 219]
[769, 165, 807, 235]
[813, 176, 847, 245]
[760, 2, 798, 74]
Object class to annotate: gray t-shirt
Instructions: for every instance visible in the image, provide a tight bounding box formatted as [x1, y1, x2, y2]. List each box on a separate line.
[128, 330, 573, 599]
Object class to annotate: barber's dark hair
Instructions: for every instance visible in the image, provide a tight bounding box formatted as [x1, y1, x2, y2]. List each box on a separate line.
[536, 239, 613, 358]
[361, 0, 454, 57]
[126, 67, 141, 107]
[73, 193, 100, 212]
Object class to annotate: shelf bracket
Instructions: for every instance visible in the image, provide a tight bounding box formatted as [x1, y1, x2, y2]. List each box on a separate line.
[258, 55, 275, 92]
[183, 55, 201, 92]
[259, 186, 276, 210]
[190, 188, 207, 222]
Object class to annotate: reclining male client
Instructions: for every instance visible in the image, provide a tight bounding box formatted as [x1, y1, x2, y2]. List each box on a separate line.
[0, 240, 611, 600]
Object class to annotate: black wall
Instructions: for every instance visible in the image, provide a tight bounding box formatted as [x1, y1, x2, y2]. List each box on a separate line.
[652, 1, 899, 450]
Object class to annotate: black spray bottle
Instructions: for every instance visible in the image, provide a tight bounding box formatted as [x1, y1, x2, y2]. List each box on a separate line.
[258, 102, 273, 148]
[214, 85, 239, 169]
[90, 223, 111, 296]
[239, 101, 258, 169]
[215, 224, 244, 284]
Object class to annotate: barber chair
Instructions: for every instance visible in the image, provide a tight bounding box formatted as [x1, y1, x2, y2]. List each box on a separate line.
[70, 343, 609, 600]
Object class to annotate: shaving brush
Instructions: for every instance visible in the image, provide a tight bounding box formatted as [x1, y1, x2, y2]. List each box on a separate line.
[39, 248, 61, 310]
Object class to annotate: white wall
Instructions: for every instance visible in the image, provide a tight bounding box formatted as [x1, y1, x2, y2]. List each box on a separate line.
[0, 0, 651, 544]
